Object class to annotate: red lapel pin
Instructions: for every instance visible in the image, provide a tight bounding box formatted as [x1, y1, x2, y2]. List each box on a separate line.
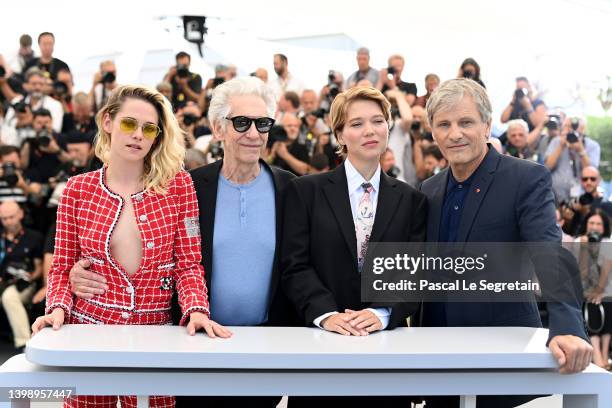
[476, 188, 481, 193]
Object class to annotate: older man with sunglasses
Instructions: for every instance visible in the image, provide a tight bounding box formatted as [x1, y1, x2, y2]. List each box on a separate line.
[67, 77, 299, 407]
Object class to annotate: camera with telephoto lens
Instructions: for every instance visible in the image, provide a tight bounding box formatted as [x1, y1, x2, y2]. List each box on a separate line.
[578, 192, 594, 206]
[101, 71, 116, 84]
[514, 88, 528, 101]
[53, 81, 68, 97]
[327, 71, 340, 99]
[545, 115, 560, 130]
[462, 70, 474, 80]
[310, 108, 327, 119]
[411, 121, 422, 131]
[0, 162, 19, 188]
[176, 64, 190, 79]
[566, 117, 581, 144]
[13, 101, 28, 114]
[588, 231, 602, 243]
[183, 113, 198, 127]
[37, 129, 51, 148]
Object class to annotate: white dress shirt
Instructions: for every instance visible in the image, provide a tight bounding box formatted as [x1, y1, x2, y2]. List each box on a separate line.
[313, 158, 391, 330]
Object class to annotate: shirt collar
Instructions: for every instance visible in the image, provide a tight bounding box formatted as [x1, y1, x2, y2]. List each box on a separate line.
[344, 158, 381, 195]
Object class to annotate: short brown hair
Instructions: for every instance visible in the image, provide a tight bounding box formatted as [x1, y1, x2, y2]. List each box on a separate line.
[329, 86, 391, 155]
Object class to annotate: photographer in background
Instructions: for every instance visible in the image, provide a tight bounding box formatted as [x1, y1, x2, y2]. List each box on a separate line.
[458, 57, 485, 88]
[61, 92, 97, 135]
[199, 64, 229, 116]
[575, 208, 612, 368]
[545, 117, 600, 203]
[504, 119, 544, 161]
[156, 81, 173, 102]
[376, 54, 418, 106]
[411, 105, 436, 184]
[89, 60, 118, 113]
[276, 90, 300, 122]
[500, 76, 547, 130]
[298, 89, 331, 148]
[0, 200, 43, 352]
[2, 68, 63, 135]
[385, 88, 416, 185]
[346, 47, 379, 89]
[23, 32, 70, 81]
[51, 69, 74, 113]
[565, 167, 612, 236]
[0, 146, 34, 204]
[6, 35, 34, 77]
[176, 102, 209, 149]
[267, 114, 310, 175]
[318, 70, 344, 113]
[415, 73, 440, 108]
[21, 108, 69, 185]
[380, 148, 400, 179]
[0, 101, 34, 147]
[164, 51, 202, 110]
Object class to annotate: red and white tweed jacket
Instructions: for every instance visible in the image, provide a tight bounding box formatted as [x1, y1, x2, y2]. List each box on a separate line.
[46, 167, 209, 326]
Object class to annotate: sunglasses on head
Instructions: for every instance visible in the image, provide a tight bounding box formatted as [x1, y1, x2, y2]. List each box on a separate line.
[119, 117, 161, 140]
[582, 176, 598, 182]
[225, 116, 275, 133]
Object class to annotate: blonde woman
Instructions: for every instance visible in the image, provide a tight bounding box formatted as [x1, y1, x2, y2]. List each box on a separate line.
[32, 85, 230, 408]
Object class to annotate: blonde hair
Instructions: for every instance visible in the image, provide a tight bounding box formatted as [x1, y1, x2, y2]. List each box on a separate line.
[329, 86, 391, 156]
[94, 85, 185, 195]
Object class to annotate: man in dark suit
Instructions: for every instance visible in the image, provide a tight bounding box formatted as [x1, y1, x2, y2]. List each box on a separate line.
[420, 78, 592, 408]
[281, 86, 426, 407]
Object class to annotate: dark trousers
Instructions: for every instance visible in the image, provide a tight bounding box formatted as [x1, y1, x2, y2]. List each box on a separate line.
[176, 396, 281, 408]
[424, 395, 546, 408]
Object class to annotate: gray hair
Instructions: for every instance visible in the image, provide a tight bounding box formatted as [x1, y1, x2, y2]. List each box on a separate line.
[207, 77, 277, 131]
[506, 119, 529, 133]
[426, 78, 492, 127]
[357, 47, 370, 56]
[25, 67, 45, 82]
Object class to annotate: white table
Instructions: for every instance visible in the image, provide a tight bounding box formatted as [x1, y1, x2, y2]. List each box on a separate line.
[0, 326, 610, 407]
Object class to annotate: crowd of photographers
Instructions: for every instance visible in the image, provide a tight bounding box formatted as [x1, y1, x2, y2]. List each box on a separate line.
[0, 33, 609, 361]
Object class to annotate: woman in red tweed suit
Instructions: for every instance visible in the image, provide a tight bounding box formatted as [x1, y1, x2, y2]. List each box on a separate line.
[33, 85, 231, 408]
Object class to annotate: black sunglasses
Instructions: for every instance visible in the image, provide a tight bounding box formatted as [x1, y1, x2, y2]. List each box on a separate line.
[225, 116, 275, 133]
[582, 177, 598, 182]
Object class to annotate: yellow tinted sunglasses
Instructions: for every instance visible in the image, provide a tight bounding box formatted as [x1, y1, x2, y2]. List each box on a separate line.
[119, 117, 161, 140]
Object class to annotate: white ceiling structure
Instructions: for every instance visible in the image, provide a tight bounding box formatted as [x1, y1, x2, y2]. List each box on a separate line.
[1, 0, 611, 124]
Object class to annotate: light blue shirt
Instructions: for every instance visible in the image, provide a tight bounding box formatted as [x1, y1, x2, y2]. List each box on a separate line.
[210, 166, 276, 325]
[313, 159, 391, 329]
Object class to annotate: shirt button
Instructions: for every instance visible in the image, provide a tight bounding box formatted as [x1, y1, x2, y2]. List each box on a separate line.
[139, 215, 147, 222]
[454, 205, 459, 211]
[121, 312, 130, 319]
[125, 286, 134, 294]
[458, 184, 463, 189]
[147, 242, 154, 249]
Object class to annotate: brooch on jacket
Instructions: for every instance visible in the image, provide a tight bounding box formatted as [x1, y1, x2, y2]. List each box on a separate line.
[159, 276, 173, 290]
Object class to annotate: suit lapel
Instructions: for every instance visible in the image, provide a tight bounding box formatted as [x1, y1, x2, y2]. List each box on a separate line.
[427, 169, 449, 242]
[456, 147, 500, 242]
[266, 160, 285, 303]
[370, 171, 401, 242]
[192, 160, 222, 292]
[323, 164, 358, 263]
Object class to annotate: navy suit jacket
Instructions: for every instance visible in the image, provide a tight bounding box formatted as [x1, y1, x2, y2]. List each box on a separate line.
[419, 146, 587, 342]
